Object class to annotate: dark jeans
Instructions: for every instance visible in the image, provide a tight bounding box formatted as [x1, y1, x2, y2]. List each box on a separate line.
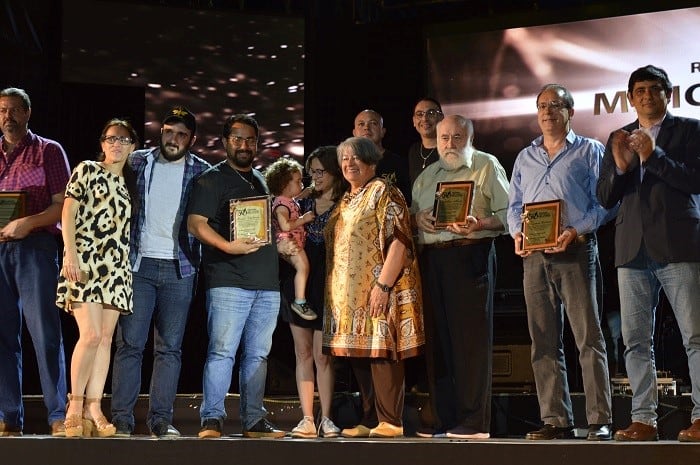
[111, 258, 195, 430]
[0, 232, 66, 428]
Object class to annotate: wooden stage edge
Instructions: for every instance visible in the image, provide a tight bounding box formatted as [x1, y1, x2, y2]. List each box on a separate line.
[10, 393, 700, 465]
[3, 435, 699, 465]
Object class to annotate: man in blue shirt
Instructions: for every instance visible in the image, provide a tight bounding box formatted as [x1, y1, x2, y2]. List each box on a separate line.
[111, 107, 210, 437]
[507, 84, 615, 441]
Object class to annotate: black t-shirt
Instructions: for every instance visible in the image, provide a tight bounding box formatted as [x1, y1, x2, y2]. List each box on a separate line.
[186, 160, 279, 291]
[377, 148, 411, 205]
[407, 141, 439, 187]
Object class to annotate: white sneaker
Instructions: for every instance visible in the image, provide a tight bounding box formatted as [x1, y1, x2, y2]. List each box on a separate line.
[291, 416, 316, 438]
[318, 416, 340, 438]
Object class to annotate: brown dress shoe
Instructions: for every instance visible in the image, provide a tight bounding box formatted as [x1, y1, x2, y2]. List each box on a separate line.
[613, 422, 658, 441]
[678, 419, 700, 442]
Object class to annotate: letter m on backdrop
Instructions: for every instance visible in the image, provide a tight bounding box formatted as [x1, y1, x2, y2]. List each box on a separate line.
[594, 91, 628, 115]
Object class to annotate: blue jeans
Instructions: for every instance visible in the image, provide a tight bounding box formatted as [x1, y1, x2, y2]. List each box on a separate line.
[0, 233, 67, 428]
[523, 238, 612, 426]
[200, 287, 280, 430]
[618, 249, 700, 424]
[111, 258, 195, 430]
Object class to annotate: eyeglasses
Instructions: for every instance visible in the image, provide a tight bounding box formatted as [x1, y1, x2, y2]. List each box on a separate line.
[536, 101, 569, 111]
[228, 135, 257, 146]
[413, 109, 443, 119]
[309, 168, 326, 177]
[101, 135, 133, 145]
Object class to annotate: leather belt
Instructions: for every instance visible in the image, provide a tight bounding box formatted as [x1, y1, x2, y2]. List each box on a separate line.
[575, 233, 595, 244]
[423, 237, 494, 249]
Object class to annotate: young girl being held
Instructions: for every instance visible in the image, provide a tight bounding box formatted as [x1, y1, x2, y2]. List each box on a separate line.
[265, 158, 317, 320]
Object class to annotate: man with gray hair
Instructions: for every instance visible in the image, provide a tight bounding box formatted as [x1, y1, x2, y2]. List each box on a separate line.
[412, 114, 509, 439]
[508, 83, 614, 441]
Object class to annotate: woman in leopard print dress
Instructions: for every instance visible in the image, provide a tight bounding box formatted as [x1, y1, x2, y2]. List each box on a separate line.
[56, 118, 138, 437]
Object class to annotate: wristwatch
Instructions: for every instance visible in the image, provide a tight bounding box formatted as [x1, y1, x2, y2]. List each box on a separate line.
[376, 282, 391, 293]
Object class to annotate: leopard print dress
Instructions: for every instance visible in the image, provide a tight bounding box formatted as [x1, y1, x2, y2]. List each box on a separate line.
[56, 160, 133, 314]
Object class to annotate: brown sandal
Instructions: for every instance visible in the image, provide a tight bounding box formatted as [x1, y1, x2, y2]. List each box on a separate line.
[82, 397, 116, 437]
[64, 394, 84, 438]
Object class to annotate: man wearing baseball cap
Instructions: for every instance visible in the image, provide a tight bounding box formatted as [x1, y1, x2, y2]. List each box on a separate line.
[111, 106, 210, 437]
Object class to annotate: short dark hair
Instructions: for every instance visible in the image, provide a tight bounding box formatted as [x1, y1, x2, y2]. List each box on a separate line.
[222, 114, 259, 139]
[628, 65, 672, 94]
[414, 96, 442, 113]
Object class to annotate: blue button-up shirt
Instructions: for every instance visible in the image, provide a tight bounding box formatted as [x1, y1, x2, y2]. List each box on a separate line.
[507, 130, 617, 236]
[128, 147, 211, 278]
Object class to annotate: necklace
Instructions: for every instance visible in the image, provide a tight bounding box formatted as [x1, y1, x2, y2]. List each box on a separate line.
[419, 145, 436, 169]
[233, 167, 256, 191]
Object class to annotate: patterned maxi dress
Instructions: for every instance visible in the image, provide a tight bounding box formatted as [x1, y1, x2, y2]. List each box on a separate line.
[56, 160, 132, 314]
[323, 177, 424, 360]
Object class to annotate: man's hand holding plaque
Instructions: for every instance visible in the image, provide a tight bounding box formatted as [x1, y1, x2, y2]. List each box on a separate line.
[517, 199, 563, 255]
[0, 191, 27, 241]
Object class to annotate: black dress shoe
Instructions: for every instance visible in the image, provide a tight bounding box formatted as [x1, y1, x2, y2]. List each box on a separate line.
[526, 424, 574, 440]
[587, 424, 612, 441]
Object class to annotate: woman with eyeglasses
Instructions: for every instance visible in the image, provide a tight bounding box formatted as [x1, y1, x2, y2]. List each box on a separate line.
[279, 146, 348, 438]
[56, 118, 138, 437]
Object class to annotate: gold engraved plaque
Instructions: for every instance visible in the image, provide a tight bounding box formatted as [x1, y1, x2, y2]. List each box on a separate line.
[0, 191, 27, 228]
[229, 195, 271, 244]
[522, 199, 562, 251]
[432, 181, 474, 229]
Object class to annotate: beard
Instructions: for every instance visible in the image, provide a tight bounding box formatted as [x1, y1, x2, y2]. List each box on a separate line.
[160, 141, 187, 161]
[438, 151, 464, 171]
[226, 148, 255, 169]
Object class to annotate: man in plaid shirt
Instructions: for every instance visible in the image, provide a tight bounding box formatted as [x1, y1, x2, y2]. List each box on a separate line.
[0, 87, 70, 437]
[111, 106, 210, 437]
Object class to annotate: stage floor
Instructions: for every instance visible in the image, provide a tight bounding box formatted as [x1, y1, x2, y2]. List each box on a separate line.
[10, 392, 698, 465]
[3, 434, 699, 465]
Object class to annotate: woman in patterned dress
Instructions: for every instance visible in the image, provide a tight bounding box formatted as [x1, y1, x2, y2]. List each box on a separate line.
[324, 136, 424, 438]
[56, 118, 138, 437]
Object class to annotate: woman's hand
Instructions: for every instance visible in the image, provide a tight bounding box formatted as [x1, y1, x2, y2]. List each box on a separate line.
[369, 283, 391, 318]
[61, 253, 83, 282]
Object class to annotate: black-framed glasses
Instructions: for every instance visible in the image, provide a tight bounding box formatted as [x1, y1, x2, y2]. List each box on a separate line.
[101, 135, 133, 145]
[413, 109, 443, 119]
[536, 101, 568, 111]
[228, 135, 257, 146]
[309, 168, 326, 177]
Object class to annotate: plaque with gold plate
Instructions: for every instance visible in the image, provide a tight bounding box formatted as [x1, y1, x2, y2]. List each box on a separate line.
[521, 199, 562, 251]
[229, 195, 271, 244]
[432, 180, 474, 229]
[0, 191, 27, 228]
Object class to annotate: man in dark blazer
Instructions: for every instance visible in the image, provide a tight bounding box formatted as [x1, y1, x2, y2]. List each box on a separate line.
[597, 64, 700, 442]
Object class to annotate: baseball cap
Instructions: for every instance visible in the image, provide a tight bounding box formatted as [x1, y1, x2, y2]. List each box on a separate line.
[162, 106, 196, 134]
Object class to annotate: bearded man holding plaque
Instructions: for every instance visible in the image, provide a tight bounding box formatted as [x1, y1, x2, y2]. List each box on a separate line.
[507, 84, 616, 441]
[412, 115, 509, 439]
